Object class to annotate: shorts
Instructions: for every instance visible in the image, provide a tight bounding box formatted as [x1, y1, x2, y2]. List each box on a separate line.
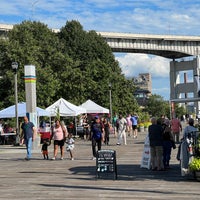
[132, 125, 137, 130]
[54, 140, 65, 147]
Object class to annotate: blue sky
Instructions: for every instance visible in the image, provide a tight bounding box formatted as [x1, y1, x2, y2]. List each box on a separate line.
[1, 0, 200, 100]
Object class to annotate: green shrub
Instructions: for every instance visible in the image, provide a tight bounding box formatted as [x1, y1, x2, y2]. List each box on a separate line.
[189, 157, 200, 171]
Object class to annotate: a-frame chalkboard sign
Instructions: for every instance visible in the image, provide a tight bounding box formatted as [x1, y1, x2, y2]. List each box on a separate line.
[96, 149, 117, 180]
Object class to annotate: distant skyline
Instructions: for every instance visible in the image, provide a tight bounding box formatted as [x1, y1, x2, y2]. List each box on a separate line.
[1, 0, 200, 100]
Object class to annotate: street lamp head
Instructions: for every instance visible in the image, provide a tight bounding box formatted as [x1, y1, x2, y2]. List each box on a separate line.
[109, 83, 112, 88]
[11, 62, 18, 73]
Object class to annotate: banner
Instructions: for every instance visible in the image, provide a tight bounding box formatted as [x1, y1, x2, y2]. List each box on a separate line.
[140, 134, 151, 169]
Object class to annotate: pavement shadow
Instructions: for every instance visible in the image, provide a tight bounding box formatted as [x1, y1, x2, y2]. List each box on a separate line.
[38, 183, 175, 195]
[68, 163, 195, 182]
[38, 182, 199, 196]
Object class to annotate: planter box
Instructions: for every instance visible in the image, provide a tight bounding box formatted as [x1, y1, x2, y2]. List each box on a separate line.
[194, 171, 200, 181]
[138, 126, 144, 132]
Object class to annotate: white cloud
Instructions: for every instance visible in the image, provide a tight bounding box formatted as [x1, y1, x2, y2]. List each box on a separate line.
[115, 53, 171, 99]
[115, 53, 170, 78]
[1, 0, 200, 35]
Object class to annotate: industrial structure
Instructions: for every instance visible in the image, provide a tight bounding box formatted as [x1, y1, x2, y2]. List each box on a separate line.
[132, 73, 152, 107]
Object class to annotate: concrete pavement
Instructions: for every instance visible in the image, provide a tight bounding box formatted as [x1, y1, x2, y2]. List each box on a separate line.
[0, 130, 199, 200]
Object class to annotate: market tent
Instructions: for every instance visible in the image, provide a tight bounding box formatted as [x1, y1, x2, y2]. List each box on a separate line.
[45, 98, 86, 117]
[0, 102, 50, 118]
[79, 99, 109, 113]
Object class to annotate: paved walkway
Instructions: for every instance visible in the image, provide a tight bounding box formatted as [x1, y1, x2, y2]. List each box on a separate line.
[0, 130, 199, 200]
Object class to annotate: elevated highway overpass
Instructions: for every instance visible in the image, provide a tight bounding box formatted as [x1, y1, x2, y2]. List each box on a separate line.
[97, 31, 200, 59]
[1, 24, 200, 59]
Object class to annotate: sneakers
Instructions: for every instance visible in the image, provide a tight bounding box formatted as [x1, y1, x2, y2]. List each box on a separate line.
[71, 158, 74, 160]
[51, 157, 64, 160]
[24, 157, 30, 161]
[116, 143, 121, 145]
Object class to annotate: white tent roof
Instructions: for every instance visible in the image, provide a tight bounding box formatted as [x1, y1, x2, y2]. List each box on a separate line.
[45, 98, 86, 117]
[0, 102, 50, 118]
[79, 99, 109, 113]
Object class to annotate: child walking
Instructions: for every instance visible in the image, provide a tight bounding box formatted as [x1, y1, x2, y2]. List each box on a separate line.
[41, 139, 50, 160]
[66, 133, 75, 160]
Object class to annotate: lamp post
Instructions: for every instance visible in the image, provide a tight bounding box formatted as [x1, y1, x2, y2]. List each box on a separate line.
[109, 83, 112, 124]
[12, 62, 19, 146]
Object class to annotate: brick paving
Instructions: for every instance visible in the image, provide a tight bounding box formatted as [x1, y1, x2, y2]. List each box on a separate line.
[0, 128, 199, 200]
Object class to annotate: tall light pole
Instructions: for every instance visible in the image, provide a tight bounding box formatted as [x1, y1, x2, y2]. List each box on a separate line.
[109, 83, 112, 124]
[12, 62, 19, 146]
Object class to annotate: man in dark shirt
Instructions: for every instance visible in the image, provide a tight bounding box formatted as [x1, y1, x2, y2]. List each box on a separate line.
[148, 117, 164, 171]
[91, 116, 104, 160]
[21, 116, 36, 160]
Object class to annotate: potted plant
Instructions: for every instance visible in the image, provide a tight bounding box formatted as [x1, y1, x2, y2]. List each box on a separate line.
[138, 122, 144, 132]
[144, 121, 151, 132]
[189, 157, 200, 181]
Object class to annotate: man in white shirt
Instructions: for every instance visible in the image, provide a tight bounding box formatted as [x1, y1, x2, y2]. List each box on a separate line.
[117, 113, 127, 145]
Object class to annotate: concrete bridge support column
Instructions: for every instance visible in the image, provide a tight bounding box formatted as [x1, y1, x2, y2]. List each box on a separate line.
[170, 56, 200, 117]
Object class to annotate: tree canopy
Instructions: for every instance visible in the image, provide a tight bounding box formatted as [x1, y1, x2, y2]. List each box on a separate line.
[145, 94, 171, 118]
[0, 20, 139, 114]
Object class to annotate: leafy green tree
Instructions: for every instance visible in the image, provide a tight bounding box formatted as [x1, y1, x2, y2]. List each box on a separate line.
[0, 20, 139, 117]
[0, 21, 68, 108]
[170, 103, 186, 119]
[145, 94, 169, 118]
[58, 20, 139, 113]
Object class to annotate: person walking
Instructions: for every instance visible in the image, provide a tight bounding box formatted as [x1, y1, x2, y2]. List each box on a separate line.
[148, 117, 164, 171]
[126, 114, 132, 137]
[171, 116, 182, 143]
[103, 118, 111, 145]
[66, 133, 75, 160]
[91, 116, 104, 160]
[83, 118, 90, 141]
[116, 113, 127, 145]
[112, 113, 118, 137]
[130, 113, 138, 139]
[50, 119, 68, 160]
[162, 119, 176, 169]
[41, 139, 51, 160]
[21, 116, 37, 160]
[180, 118, 198, 175]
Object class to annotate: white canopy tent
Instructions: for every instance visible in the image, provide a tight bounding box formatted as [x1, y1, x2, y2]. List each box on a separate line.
[45, 98, 86, 117]
[0, 102, 50, 118]
[79, 99, 109, 113]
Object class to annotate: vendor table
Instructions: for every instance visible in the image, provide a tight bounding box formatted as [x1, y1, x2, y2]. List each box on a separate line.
[0, 132, 16, 145]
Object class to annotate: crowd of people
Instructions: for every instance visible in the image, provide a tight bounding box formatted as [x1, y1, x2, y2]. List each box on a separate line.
[148, 114, 199, 172]
[148, 115, 182, 171]
[14, 112, 140, 161]
[1, 112, 197, 177]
